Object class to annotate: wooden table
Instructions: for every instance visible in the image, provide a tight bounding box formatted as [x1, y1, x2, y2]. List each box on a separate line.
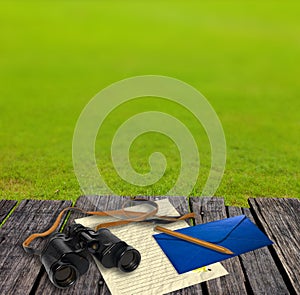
[0, 197, 299, 295]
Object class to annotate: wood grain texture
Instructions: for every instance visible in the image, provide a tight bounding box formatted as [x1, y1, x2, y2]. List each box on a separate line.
[227, 206, 289, 294]
[190, 197, 248, 295]
[0, 200, 17, 224]
[3, 197, 298, 295]
[0, 199, 72, 295]
[249, 197, 300, 295]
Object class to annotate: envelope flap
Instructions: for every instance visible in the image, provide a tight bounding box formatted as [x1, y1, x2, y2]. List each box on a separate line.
[155, 215, 247, 244]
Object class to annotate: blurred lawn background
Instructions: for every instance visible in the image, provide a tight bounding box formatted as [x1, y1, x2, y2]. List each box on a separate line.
[0, 1, 299, 206]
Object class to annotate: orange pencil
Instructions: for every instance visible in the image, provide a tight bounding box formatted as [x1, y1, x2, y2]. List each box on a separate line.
[155, 225, 234, 255]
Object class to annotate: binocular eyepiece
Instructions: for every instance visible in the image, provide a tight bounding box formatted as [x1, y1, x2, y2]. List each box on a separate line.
[40, 224, 141, 289]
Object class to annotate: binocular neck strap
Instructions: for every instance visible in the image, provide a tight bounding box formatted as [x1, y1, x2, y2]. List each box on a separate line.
[22, 199, 195, 254]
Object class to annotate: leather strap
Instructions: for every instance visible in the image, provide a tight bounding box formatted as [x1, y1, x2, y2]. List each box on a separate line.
[22, 199, 194, 254]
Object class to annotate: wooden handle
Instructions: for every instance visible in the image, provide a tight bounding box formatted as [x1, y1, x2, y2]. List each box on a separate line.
[155, 225, 234, 255]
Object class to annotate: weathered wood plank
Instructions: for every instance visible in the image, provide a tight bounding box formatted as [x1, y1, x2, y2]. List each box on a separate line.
[249, 197, 300, 295]
[227, 206, 289, 294]
[190, 197, 248, 295]
[0, 200, 17, 224]
[0, 199, 72, 295]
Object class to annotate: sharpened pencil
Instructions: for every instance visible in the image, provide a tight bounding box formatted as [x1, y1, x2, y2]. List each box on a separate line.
[154, 225, 234, 255]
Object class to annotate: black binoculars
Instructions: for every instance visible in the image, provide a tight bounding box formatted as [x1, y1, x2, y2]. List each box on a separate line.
[40, 224, 141, 289]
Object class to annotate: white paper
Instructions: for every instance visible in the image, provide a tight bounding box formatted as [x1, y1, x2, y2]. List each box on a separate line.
[76, 199, 228, 295]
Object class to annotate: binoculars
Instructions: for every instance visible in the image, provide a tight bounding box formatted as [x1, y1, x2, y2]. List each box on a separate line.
[40, 224, 141, 289]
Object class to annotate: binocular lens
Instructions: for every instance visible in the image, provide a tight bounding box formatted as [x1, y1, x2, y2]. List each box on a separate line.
[53, 265, 77, 288]
[39, 225, 141, 289]
[118, 248, 141, 272]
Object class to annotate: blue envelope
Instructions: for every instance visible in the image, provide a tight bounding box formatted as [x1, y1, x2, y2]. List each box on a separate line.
[153, 215, 273, 274]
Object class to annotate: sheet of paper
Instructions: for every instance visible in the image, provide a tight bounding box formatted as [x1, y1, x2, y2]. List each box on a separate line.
[76, 199, 228, 295]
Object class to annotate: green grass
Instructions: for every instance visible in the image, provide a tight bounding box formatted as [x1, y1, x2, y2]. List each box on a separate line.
[0, 1, 299, 207]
